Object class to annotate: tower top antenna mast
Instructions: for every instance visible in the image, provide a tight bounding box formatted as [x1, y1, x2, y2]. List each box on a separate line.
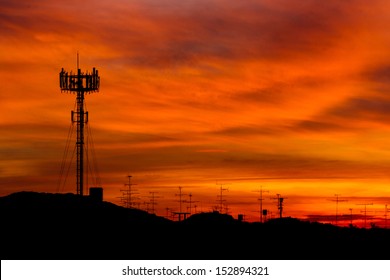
[59, 57, 100, 196]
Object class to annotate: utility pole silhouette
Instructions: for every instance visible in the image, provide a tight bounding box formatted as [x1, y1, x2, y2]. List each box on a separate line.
[59, 55, 100, 196]
[271, 194, 287, 218]
[329, 194, 348, 226]
[173, 186, 190, 221]
[120, 175, 138, 209]
[356, 202, 373, 228]
[252, 186, 269, 223]
[385, 205, 389, 229]
[216, 182, 229, 214]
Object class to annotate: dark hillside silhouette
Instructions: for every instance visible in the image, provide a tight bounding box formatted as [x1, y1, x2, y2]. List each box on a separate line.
[1, 191, 390, 260]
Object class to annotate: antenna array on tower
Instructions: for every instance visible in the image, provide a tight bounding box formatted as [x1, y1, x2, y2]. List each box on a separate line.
[58, 57, 100, 196]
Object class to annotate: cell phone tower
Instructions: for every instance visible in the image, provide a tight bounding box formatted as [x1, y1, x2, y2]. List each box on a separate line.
[59, 55, 100, 196]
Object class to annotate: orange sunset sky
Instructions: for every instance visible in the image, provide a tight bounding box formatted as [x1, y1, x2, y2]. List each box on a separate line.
[2, 0, 390, 226]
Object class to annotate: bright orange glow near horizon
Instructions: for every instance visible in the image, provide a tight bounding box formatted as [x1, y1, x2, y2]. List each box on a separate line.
[2, 0, 390, 227]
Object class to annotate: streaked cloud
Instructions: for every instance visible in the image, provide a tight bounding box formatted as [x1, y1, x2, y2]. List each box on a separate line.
[2, 0, 390, 221]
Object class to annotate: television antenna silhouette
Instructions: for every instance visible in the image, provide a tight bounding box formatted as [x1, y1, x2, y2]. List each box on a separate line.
[145, 191, 161, 215]
[252, 186, 269, 223]
[173, 186, 190, 221]
[356, 202, 373, 228]
[120, 175, 139, 209]
[216, 181, 230, 214]
[58, 54, 100, 196]
[184, 192, 199, 216]
[328, 194, 348, 226]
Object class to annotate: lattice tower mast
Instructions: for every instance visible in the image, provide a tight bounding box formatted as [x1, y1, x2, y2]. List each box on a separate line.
[59, 55, 100, 195]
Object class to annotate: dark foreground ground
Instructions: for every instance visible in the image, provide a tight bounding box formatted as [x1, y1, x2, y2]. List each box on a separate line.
[1, 191, 390, 260]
